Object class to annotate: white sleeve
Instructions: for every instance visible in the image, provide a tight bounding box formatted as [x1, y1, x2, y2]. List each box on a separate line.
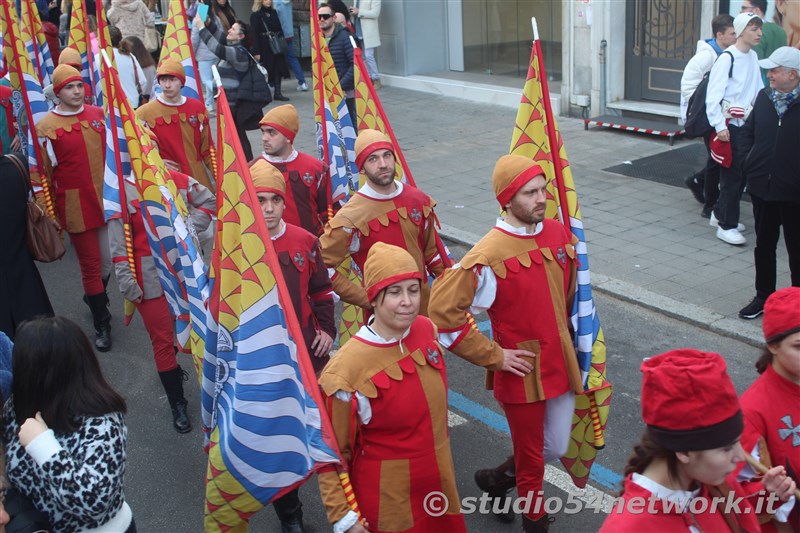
[470, 264, 497, 315]
[705, 52, 731, 133]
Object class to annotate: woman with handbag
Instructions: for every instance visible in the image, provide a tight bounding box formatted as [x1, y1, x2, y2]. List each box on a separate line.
[250, 0, 290, 101]
[109, 26, 147, 110]
[0, 154, 53, 341]
[196, 13, 272, 161]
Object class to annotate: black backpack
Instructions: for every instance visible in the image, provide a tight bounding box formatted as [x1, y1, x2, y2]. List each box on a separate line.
[684, 51, 734, 139]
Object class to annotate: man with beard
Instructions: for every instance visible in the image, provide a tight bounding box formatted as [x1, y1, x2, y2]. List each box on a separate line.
[428, 155, 584, 533]
[251, 158, 335, 532]
[253, 105, 330, 236]
[319, 129, 446, 315]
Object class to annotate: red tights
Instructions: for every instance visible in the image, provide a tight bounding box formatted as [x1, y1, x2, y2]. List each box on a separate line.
[500, 400, 547, 520]
[137, 295, 178, 372]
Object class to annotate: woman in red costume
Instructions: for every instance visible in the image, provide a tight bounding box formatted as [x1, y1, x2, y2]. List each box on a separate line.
[600, 349, 796, 532]
[317, 242, 466, 533]
[734, 287, 800, 531]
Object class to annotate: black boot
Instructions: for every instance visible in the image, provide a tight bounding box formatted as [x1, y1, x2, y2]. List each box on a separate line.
[273, 78, 290, 101]
[475, 456, 516, 523]
[86, 292, 112, 352]
[522, 514, 554, 533]
[158, 366, 192, 433]
[273, 488, 305, 533]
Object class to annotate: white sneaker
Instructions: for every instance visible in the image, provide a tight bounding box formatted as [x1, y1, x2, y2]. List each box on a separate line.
[716, 227, 746, 245]
[297, 82, 308, 91]
[709, 212, 745, 232]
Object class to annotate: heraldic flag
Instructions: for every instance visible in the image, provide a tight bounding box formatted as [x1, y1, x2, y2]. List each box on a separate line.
[153, 0, 204, 101]
[20, 0, 54, 88]
[508, 19, 612, 489]
[1, 0, 55, 220]
[100, 53, 210, 373]
[310, 0, 357, 205]
[202, 83, 346, 532]
[66, 0, 97, 104]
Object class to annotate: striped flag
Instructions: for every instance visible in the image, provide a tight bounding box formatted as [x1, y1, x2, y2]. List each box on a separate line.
[310, 1, 357, 205]
[93, 0, 116, 109]
[1, 0, 55, 219]
[100, 55, 209, 372]
[66, 0, 97, 105]
[202, 83, 342, 531]
[152, 0, 204, 101]
[508, 19, 612, 489]
[20, 0, 54, 88]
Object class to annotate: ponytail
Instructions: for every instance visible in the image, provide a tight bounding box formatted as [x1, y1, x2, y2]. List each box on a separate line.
[620, 433, 680, 495]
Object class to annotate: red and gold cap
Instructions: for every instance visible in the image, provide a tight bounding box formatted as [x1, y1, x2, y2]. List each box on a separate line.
[363, 242, 422, 303]
[58, 47, 82, 70]
[355, 129, 394, 170]
[156, 58, 186, 86]
[52, 64, 83, 96]
[250, 159, 285, 198]
[492, 154, 546, 208]
[259, 104, 299, 142]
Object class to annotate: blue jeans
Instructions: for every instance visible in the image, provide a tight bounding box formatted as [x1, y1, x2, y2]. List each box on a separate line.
[285, 38, 306, 85]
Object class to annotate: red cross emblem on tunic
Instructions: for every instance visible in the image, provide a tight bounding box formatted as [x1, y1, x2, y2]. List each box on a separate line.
[188, 115, 199, 126]
[302, 172, 314, 186]
[292, 252, 305, 269]
[410, 207, 422, 224]
[90, 120, 104, 132]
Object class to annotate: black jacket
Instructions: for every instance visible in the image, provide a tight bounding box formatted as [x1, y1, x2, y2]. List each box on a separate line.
[741, 88, 800, 203]
[326, 24, 354, 92]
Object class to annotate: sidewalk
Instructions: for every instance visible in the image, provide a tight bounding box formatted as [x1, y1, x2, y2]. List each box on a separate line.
[243, 84, 789, 346]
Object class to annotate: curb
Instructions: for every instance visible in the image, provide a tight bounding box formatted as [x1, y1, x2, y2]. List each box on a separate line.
[438, 223, 763, 349]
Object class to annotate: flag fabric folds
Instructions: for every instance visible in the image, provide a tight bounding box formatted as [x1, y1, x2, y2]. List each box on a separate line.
[202, 84, 340, 532]
[310, 1, 357, 205]
[66, 0, 97, 105]
[1, 0, 55, 219]
[508, 20, 612, 489]
[100, 55, 209, 371]
[153, 0, 204, 101]
[20, 0, 54, 88]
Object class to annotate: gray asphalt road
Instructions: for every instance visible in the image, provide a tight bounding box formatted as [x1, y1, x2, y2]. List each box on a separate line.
[32, 236, 763, 532]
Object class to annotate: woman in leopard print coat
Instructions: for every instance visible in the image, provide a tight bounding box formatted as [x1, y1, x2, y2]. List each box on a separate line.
[2, 316, 134, 532]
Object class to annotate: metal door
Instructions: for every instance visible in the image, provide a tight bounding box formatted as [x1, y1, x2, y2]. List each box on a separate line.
[625, 0, 701, 103]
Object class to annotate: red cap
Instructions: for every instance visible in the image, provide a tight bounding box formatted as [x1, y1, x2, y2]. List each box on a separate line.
[763, 287, 800, 343]
[640, 349, 742, 451]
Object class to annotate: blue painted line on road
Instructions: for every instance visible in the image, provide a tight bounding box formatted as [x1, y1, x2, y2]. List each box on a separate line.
[448, 388, 623, 492]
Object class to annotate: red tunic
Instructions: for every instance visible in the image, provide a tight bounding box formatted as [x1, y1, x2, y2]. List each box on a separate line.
[317, 317, 466, 533]
[136, 97, 213, 190]
[600, 475, 761, 532]
[254, 152, 330, 236]
[735, 365, 800, 531]
[271, 222, 335, 374]
[36, 106, 106, 233]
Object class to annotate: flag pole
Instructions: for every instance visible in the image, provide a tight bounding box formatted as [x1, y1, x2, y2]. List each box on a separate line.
[531, 17, 571, 237]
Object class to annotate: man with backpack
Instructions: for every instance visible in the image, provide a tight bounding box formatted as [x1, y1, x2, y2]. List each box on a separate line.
[681, 14, 737, 218]
[705, 12, 764, 246]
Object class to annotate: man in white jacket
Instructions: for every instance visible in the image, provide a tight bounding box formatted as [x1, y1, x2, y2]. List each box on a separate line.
[681, 14, 736, 219]
[705, 12, 764, 246]
[349, 0, 381, 86]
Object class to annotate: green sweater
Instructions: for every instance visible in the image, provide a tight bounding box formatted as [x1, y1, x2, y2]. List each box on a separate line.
[753, 21, 788, 86]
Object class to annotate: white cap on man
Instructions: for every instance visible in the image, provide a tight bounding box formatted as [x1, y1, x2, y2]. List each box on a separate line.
[733, 12, 759, 36]
[758, 46, 800, 71]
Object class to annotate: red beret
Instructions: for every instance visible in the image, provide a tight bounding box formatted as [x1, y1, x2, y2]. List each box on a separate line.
[763, 287, 800, 343]
[640, 349, 742, 451]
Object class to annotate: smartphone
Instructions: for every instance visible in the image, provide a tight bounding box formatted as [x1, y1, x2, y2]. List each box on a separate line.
[197, 3, 209, 22]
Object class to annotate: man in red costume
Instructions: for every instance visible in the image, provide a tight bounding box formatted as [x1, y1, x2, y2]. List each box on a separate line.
[36, 64, 113, 350]
[320, 128, 446, 315]
[135, 59, 214, 190]
[428, 154, 584, 533]
[250, 158, 335, 532]
[253, 104, 331, 236]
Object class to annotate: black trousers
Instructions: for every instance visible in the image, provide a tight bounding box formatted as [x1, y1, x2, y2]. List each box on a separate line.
[713, 125, 746, 230]
[751, 195, 800, 297]
[697, 132, 721, 210]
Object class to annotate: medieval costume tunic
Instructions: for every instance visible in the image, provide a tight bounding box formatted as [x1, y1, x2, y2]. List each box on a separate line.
[320, 180, 444, 314]
[736, 365, 800, 531]
[136, 96, 214, 190]
[270, 221, 335, 374]
[256, 150, 330, 236]
[600, 474, 762, 533]
[317, 316, 467, 533]
[428, 217, 584, 520]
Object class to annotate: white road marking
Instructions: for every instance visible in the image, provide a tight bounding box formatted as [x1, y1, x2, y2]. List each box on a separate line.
[448, 410, 468, 427]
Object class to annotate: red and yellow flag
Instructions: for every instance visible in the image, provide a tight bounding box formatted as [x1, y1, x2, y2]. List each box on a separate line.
[508, 19, 612, 488]
[66, 0, 96, 104]
[155, 0, 204, 101]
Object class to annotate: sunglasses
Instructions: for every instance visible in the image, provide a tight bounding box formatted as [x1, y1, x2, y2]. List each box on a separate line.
[318, 13, 333, 20]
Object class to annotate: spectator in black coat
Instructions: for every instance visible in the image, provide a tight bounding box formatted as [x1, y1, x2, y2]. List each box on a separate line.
[319, 3, 356, 124]
[250, 0, 290, 101]
[738, 47, 800, 320]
